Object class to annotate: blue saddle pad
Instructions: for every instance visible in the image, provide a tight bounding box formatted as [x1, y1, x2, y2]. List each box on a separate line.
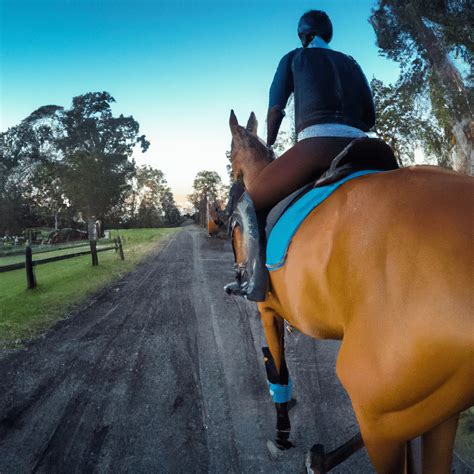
[266, 170, 380, 271]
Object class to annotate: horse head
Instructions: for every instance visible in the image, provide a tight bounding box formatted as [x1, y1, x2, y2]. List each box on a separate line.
[229, 110, 274, 188]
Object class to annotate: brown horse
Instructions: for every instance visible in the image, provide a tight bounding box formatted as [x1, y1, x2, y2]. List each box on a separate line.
[207, 203, 221, 236]
[228, 111, 474, 473]
[207, 202, 227, 238]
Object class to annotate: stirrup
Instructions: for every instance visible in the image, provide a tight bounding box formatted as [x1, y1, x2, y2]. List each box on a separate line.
[224, 280, 246, 296]
[224, 264, 247, 296]
[225, 192, 269, 302]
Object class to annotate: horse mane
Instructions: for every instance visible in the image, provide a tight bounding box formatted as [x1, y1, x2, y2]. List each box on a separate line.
[244, 130, 275, 164]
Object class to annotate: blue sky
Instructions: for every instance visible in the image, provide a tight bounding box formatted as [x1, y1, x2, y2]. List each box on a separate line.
[1, 0, 399, 205]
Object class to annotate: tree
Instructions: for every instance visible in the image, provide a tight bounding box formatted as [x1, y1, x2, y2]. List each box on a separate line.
[0, 105, 64, 173]
[0, 92, 150, 236]
[272, 95, 297, 156]
[28, 162, 68, 230]
[60, 150, 135, 226]
[225, 150, 233, 180]
[0, 105, 66, 234]
[116, 165, 181, 227]
[370, 0, 473, 173]
[0, 183, 25, 236]
[160, 187, 182, 226]
[187, 170, 227, 210]
[58, 92, 149, 233]
[371, 78, 453, 167]
[134, 165, 180, 227]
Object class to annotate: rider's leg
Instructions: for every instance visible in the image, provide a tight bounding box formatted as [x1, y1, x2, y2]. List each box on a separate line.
[247, 136, 353, 211]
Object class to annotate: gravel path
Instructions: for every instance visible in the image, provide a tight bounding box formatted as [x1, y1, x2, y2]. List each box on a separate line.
[0, 226, 470, 473]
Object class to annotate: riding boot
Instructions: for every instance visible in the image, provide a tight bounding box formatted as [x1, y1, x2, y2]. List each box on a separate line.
[224, 192, 269, 302]
[245, 208, 269, 301]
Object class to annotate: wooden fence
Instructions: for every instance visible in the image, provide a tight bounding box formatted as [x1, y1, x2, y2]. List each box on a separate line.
[0, 237, 125, 289]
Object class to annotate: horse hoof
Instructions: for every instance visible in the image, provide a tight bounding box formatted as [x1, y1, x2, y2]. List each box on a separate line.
[305, 444, 326, 474]
[275, 438, 295, 450]
[223, 282, 245, 296]
[267, 440, 284, 459]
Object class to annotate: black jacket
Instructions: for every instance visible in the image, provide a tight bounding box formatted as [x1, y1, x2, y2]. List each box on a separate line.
[269, 47, 375, 135]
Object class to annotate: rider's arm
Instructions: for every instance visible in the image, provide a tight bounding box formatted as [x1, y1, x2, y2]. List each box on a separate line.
[267, 50, 296, 146]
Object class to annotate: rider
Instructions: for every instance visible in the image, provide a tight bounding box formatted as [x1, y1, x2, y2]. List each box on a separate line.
[226, 10, 376, 300]
[247, 9, 376, 212]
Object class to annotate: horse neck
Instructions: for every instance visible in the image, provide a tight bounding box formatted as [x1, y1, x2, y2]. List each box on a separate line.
[240, 152, 272, 190]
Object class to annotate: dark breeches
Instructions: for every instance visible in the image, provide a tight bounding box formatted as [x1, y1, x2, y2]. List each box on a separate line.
[247, 136, 353, 211]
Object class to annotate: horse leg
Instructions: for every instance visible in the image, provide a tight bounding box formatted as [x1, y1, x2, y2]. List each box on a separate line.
[306, 432, 365, 474]
[421, 414, 459, 474]
[406, 437, 422, 474]
[360, 403, 460, 473]
[362, 435, 407, 474]
[259, 306, 294, 450]
[260, 306, 285, 371]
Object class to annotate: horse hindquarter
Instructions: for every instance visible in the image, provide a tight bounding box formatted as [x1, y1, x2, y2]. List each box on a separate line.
[271, 167, 474, 442]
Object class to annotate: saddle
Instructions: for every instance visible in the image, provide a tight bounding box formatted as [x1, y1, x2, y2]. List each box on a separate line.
[225, 138, 398, 302]
[266, 137, 398, 236]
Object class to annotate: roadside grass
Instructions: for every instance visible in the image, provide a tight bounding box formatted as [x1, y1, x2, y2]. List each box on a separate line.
[0, 228, 180, 348]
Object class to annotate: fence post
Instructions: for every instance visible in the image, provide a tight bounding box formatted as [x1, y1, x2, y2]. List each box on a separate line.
[90, 240, 99, 266]
[25, 244, 36, 289]
[117, 236, 125, 260]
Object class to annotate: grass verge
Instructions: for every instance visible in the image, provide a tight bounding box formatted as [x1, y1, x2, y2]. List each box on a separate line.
[0, 228, 180, 348]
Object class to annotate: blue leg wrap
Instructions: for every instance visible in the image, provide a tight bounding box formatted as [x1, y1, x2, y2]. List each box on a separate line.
[268, 378, 293, 403]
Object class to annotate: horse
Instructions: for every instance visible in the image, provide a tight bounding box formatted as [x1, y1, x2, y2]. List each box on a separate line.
[207, 202, 227, 238]
[228, 111, 473, 473]
[207, 203, 221, 236]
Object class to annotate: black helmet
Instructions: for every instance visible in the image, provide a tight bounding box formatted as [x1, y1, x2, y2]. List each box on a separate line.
[297, 10, 333, 47]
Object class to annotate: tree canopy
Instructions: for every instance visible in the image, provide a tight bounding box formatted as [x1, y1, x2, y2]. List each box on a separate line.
[371, 78, 452, 167]
[187, 170, 227, 211]
[58, 92, 149, 221]
[370, 0, 472, 173]
[272, 95, 297, 155]
[116, 165, 181, 228]
[0, 92, 180, 235]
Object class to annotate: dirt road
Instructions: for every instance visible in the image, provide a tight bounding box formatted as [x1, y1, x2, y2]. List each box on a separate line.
[0, 226, 470, 473]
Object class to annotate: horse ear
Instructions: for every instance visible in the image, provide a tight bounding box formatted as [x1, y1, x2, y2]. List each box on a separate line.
[229, 109, 239, 133]
[246, 112, 258, 134]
